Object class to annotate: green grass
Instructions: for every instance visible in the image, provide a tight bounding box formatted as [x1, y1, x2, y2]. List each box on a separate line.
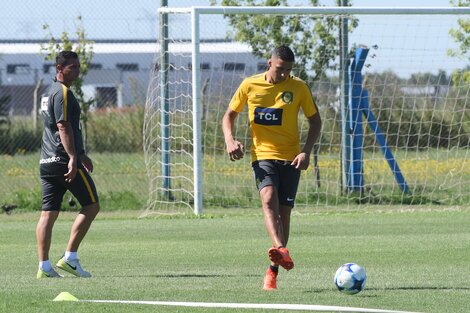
[1, 207, 470, 313]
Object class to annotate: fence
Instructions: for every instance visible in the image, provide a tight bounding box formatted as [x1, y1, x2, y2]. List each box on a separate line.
[1, 2, 470, 213]
[0, 3, 165, 211]
[144, 5, 470, 215]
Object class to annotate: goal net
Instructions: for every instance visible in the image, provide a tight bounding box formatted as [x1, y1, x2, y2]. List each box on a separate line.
[143, 6, 470, 215]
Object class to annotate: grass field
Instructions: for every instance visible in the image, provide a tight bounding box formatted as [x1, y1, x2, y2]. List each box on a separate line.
[1, 207, 470, 313]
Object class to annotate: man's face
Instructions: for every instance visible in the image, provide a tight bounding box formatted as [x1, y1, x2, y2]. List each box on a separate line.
[268, 56, 293, 84]
[60, 58, 80, 81]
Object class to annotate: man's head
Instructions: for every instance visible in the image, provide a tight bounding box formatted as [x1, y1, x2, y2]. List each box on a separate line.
[55, 51, 80, 86]
[272, 45, 295, 63]
[266, 45, 295, 84]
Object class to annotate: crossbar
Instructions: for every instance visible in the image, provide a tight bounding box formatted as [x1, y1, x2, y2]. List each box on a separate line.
[159, 6, 470, 15]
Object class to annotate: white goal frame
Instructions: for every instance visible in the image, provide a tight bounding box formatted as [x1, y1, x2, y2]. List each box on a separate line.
[156, 6, 470, 215]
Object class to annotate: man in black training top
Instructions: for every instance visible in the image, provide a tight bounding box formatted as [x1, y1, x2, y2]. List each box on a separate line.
[36, 50, 100, 278]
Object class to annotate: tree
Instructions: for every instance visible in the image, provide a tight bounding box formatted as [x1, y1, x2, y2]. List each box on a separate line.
[210, 0, 357, 81]
[449, 0, 470, 85]
[409, 70, 451, 86]
[40, 16, 94, 150]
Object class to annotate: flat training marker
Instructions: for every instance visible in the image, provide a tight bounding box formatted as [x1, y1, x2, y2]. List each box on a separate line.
[53, 292, 78, 302]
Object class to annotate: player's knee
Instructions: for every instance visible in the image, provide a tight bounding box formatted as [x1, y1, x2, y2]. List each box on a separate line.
[81, 202, 100, 217]
[260, 185, 277, 198]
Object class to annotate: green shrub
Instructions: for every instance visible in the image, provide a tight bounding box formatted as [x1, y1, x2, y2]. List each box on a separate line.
[87, 105, 144, 153]
[0, 118, 42, 155]
[1, 84, 469, 157]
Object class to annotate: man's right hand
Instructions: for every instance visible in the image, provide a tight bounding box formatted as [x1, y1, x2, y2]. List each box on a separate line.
[226, 139, 245, 161]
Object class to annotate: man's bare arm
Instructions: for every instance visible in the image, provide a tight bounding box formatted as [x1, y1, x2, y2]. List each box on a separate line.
[57, 121, 77, 182]
[291, 113, 322, 170]
[222, 108, 245, 161]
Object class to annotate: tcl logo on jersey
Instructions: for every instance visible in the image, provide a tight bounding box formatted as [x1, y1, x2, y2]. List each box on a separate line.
[254, 107, 282, 125]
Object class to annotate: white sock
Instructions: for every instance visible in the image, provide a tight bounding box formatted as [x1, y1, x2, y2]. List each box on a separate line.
[39, 260, 52, 272]
[64, 251, 78, 261]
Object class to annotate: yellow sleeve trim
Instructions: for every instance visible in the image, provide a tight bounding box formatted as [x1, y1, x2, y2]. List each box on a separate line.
[61, 84, 68, 121]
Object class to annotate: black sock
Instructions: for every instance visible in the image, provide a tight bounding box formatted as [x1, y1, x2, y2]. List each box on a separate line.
[270, 265, 279, 273]
[277, 245, 285, 249]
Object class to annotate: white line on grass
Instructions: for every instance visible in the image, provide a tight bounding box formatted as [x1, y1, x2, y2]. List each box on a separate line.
[81, 299, 424, 313]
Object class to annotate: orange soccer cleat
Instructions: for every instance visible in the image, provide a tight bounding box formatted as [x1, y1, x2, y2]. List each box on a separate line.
[268, 247, 294, 271]
[262, 267, 278, 290]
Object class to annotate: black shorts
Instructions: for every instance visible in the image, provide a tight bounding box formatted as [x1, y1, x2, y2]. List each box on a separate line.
[41, 167, 99, 211]
[252, 159, 301, 207]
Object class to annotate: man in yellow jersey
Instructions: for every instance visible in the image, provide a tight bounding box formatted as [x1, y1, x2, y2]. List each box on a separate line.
[222, 45, 321, 290]
[36, 51, 100, 279]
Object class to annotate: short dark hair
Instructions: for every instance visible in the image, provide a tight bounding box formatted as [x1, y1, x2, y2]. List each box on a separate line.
[55, 51, 78, 67]
[272, 45, 295, 62]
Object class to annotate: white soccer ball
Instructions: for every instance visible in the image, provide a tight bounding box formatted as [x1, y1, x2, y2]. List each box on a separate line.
[334, 263, 366, 295]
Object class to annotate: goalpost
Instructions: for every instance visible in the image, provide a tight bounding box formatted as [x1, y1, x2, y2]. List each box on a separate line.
[144, 6, 470, 215]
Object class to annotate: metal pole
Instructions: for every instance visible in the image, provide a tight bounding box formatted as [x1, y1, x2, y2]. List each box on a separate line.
[33, 75, 42, 134]
[360, 91, 410, 194]
[340, 0, 350, 193]
[192, 8, 203, 215]
[160, 0, 172, 199]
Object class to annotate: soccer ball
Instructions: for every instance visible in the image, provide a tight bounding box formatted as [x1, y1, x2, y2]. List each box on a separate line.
[334, 263, 366, 295]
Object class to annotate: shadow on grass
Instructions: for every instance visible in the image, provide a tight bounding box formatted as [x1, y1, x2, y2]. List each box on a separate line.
[102, 273, 260, 278]
[304, 286, 470, 294]
[370, 286, 470, 291]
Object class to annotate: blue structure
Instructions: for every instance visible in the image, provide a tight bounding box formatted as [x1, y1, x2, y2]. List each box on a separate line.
[344, 47, 410, 194]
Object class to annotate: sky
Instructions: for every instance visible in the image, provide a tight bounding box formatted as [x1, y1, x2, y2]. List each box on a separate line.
[0, 0, 460, 40]
[0, 0, 467, 77]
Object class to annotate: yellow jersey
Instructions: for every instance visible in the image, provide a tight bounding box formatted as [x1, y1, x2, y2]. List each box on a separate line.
[229, 72, 318, 162]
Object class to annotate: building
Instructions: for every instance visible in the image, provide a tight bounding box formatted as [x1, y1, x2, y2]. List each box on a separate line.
[0, 40, 265, 116]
